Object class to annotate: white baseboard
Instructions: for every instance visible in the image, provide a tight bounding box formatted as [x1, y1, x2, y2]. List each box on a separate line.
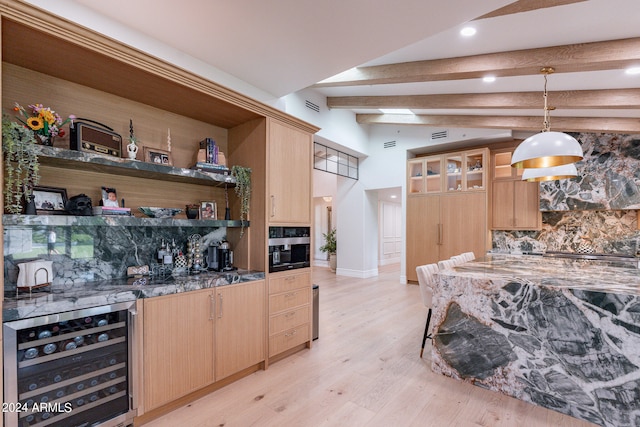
[335, 268, 379, 278]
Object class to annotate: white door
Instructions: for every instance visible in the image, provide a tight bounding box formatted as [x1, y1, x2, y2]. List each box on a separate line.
[379, 201, 402, 265]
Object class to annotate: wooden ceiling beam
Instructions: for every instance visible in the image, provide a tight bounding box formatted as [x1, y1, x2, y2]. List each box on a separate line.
[475, 0, 588, 20]
[314, 38, 640, 87]
[355, 114, 640, 133]
[327, 89, 640, 110]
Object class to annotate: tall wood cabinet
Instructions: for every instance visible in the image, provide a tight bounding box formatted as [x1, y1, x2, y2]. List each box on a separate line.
[491, 149, 541, 230]
[406, 148, 489, 282]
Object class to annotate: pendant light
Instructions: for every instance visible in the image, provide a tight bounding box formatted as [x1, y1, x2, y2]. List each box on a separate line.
[511, 67, 583, 169]
[522, 163, 578, 182]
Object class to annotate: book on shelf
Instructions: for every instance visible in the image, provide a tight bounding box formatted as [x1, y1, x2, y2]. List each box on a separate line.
[93, 206, 132, 216]
[192, 162, 230, 174]
[199, 137, 220, 164]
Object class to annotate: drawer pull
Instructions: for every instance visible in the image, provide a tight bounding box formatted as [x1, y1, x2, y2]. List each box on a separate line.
[285, 329, 297, 337]
[284, 292, 297, 298]
[284, 276, 296, 282]
[285, 311, 296, 318]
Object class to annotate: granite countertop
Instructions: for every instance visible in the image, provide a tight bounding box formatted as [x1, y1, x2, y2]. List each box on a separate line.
[439, 253, 640, 296]
[3, 269, 265, 322]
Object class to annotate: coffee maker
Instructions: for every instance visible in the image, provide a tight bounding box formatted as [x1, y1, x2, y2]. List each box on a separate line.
[207, 240, 235, 272]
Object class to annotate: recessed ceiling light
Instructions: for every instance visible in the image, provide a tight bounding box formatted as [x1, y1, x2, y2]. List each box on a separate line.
[625, 67, 640, 75]
[483, 76, 496, 83]
[379, 108, 413, 114]
[460, 27, 476, 37]
[390, 195, 397, 199]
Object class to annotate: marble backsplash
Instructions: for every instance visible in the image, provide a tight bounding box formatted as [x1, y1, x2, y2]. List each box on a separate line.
[3, 223, 227, 289]
[493, 210, 640, 255]
[539, 133, 640, 211]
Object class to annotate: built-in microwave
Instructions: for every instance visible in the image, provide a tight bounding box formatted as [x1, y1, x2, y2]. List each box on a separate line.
[268, 226, 311, 272]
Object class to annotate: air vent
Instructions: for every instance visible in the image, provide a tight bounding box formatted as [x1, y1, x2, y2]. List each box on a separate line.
[383, 141, 397, 149]
[305, 100, 320, 113]
[431, 130, 448, 140]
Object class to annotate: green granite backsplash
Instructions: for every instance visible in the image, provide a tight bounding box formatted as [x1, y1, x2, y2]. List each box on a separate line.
[4, 223, 227, 289]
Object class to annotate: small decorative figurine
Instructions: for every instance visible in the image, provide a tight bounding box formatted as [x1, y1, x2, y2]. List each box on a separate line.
[127, 119, 138, 160]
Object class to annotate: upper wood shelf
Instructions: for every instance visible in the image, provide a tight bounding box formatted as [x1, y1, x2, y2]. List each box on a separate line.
[34, 145, 235, 188]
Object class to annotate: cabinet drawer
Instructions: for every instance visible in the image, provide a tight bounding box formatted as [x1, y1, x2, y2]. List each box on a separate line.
[269, 324, 310, 357]
[269, 271, 311, 294]
[270, 305, 310, 336]
[269, 289, 310, 313]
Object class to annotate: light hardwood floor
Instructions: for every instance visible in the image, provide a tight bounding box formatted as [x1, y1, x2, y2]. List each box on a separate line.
[145, 264, 596, 427]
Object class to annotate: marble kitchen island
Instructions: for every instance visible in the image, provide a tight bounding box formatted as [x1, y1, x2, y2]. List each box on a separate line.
[432, 254, 640, 427]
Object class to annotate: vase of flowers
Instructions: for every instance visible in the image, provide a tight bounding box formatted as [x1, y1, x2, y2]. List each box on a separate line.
[13, 103, 75, 146]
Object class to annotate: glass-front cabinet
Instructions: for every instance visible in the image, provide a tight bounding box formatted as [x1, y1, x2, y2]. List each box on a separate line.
[408, 148, 488, 196]
[408, 155, 444, 194]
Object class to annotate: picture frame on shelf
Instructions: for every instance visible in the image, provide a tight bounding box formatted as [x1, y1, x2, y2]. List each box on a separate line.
[200, 201, 217, 220]
[101, 186, 119, 207]
[144, 147, 172, 166]
[33, 186, 68, 215]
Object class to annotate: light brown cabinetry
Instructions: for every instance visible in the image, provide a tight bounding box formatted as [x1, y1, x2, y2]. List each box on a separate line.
[406, 193, 487, 281]
[406, 148, 489, 282]
[143, 289, 215, 411]
[143, 280, 265, 411]
[268, 270, 312, 358]
[408, 148, 488, 195]
[215, 280, 265, 380]
[268, 120, 313, 224]
[491, 149, 541, 230]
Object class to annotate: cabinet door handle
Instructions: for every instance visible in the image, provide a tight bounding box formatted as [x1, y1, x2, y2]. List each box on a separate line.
[438, 223, 443, 245]
[271, 195, 276, 217]
[209, 294, 215, 320]
[218, 293, 223, 318]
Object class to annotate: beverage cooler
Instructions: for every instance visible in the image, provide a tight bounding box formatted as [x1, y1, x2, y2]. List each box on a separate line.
[3, 301, 137, 427]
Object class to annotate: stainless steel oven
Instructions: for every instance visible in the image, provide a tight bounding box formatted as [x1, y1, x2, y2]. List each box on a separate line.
[3, 301, 137, 427]
[268, 226, 311, 272]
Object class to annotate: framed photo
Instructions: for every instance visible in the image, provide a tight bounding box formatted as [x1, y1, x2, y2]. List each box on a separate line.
[101, 187, 119, 207]
[144, 147, 172, 166]
[33, 186, 68, 215]
[200, 201, 217, 220]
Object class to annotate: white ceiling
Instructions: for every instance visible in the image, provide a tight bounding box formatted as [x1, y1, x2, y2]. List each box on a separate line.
[28, 0, 640, 130]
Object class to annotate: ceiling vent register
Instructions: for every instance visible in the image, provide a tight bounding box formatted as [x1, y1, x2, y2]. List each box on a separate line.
[431, 130, 448, 140]
[305, 100, 320, 113]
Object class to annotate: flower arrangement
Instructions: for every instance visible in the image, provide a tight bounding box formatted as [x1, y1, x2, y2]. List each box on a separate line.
[13, 103, 75, 145]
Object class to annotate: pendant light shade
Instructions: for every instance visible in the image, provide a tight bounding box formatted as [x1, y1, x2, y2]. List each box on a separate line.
[511, 67, 583, 169]
[511, 131, 583, 169]
[522, 163, 578, 182]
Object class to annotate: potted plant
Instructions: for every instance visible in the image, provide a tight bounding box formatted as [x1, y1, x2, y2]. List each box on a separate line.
[319, 228, 337, 272]
[2, 115, 40, 214]
[231, 165, 251, 238]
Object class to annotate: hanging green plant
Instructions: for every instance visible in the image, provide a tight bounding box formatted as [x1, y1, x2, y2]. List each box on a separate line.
[231, 165, 251, 238]
[3, 115, 40, 214]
